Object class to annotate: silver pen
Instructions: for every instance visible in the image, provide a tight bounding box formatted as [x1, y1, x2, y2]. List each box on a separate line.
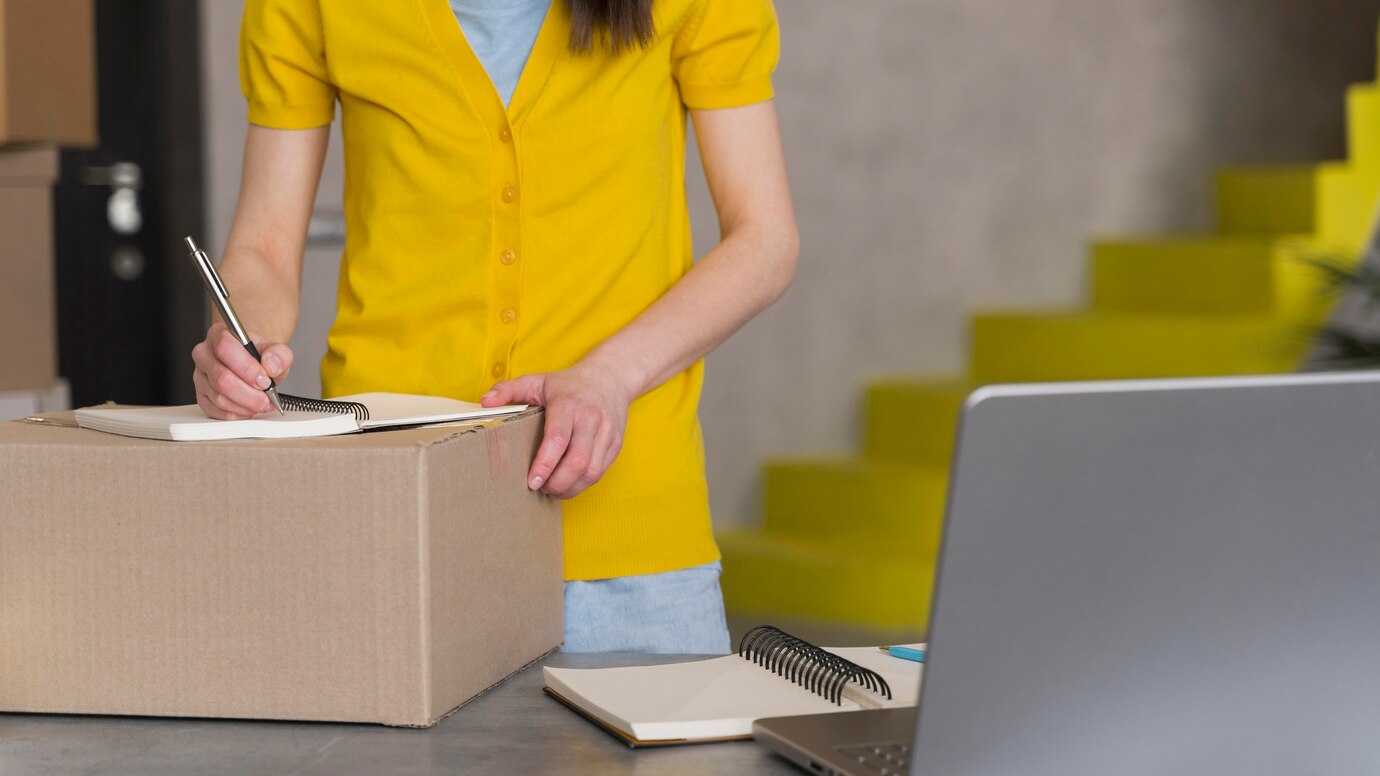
[184, 236, 285, 415]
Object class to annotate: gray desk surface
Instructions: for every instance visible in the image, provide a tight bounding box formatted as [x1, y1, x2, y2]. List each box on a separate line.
[0, 653, 801, 776]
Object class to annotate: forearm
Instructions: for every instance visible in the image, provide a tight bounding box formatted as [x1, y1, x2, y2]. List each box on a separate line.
[583, 102, 798, 400]
[214, 243, 302, 344]
[206, 125, 327, 345]
[583, 222, 798, 400]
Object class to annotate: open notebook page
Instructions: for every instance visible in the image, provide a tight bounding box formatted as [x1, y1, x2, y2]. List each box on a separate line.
[73, 404, 355, 441]
[341, 392, 526, 429]
[73, 393, 527, 442]
[543, 645, 923, 742]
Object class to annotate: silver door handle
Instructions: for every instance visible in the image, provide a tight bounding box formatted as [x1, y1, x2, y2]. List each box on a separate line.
[83, 162, 143, 236]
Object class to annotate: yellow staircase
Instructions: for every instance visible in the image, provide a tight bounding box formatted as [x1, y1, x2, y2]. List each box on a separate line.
[719, 58, 1380, 635]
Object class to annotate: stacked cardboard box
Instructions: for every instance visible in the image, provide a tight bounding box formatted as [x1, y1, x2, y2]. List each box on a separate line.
[0, 0, 97, 146]
[0, 0, 96, 399]
[0, 144, 59, 392]
[0, 379, 67, 421]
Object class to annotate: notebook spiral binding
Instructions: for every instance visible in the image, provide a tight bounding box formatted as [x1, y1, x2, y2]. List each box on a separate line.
[279, 394, 371, 422]
[737, 625, 893, 706]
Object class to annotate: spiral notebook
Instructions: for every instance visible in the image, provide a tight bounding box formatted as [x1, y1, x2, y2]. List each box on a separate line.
[73, 392, 528, 441]
[543, 626, 924, 747]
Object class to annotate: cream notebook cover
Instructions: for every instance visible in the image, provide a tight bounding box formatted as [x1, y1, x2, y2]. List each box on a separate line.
[544, 641, 924, 746]
[74, 392, 527, 441]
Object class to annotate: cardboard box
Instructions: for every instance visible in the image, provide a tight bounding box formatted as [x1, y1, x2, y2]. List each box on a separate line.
[0, 144, 58, 392]
[0, 378, 68, 420]
[0, 0, 97, 146]
[0, 409, 564, 727]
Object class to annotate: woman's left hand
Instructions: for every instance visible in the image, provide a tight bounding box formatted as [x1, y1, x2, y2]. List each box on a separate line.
[480, 361, 631, 499]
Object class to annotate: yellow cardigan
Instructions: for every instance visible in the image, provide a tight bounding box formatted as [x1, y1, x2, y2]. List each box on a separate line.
[240, 0, 779, 580]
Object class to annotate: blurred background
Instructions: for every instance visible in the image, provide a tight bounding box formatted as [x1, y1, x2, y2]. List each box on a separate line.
[3, 0, 1379, 644]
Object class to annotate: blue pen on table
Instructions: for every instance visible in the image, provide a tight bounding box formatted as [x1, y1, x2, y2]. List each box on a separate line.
[880, 645, 926, 663]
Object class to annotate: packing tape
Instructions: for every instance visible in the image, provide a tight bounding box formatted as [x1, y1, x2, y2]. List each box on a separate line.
[487, 425, 511, 480]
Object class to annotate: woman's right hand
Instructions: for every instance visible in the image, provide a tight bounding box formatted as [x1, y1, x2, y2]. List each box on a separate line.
[191, 323, 294, 419]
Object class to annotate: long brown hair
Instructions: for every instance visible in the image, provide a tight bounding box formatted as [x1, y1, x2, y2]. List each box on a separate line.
[565, 0, 655, 53]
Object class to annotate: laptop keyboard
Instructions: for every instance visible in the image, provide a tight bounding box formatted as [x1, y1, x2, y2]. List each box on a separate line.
[834, 742, 910, 774]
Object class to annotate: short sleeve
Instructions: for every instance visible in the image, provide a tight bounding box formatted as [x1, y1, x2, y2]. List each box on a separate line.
[239, 0, 337, 128]
[670, 0, 780, 110]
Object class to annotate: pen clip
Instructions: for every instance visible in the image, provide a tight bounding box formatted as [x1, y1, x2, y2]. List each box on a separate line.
[187, 240, 229, 300]
[208, 259, 229, 299]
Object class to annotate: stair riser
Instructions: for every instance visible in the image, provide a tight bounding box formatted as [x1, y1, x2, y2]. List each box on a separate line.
[971, 316, 1306, 382]
[1349, 84, 1379, 168]
[1090, 241, 1328, 321]
[763, 463, 946, 555]
[719, 537, 934, 629]
[864, 385, 966, 467]
[1214, 168, 1317, 235]
[1316, 162, 1380, 255]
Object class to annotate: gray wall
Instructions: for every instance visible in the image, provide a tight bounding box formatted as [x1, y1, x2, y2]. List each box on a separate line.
[200, 0, 1380, 527]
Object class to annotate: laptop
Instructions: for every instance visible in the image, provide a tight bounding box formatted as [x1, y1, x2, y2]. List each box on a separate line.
[754, 372, 1380, 776]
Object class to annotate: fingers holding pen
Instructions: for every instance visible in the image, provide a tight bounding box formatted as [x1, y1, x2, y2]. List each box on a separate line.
[191, 363, 260, 419]
[212, 326, 274, 391]
[249, 334, 294, 383]
[191, 323, 294, 419]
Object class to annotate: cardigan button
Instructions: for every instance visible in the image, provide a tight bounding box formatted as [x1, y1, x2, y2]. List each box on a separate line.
[500, 249, 517, 265]
[501, 186, 518, 203]
[498, 127, 512, 143]
[491, 362, 505, 378]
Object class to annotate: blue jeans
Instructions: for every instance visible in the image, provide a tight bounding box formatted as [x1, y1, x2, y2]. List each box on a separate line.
[563, 560, 732, 654]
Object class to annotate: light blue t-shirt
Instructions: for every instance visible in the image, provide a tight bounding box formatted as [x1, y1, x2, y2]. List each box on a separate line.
[449, 0, 552, 108]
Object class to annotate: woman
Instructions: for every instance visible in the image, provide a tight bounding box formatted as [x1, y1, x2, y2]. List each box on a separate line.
[192, 0, 798, 653]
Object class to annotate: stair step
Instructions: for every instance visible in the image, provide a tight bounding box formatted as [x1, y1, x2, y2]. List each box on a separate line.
[864, 378, 971, 467]
[970, 312, 1306, 382]
[1214, 166, 1317, 235]
[763, 458, 947, 555]
[718, 531, 934, 629]
[1351, 83, 1380, 168]
[1316, 161, 1380, 255]
[1090, 237, 1324, 319]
